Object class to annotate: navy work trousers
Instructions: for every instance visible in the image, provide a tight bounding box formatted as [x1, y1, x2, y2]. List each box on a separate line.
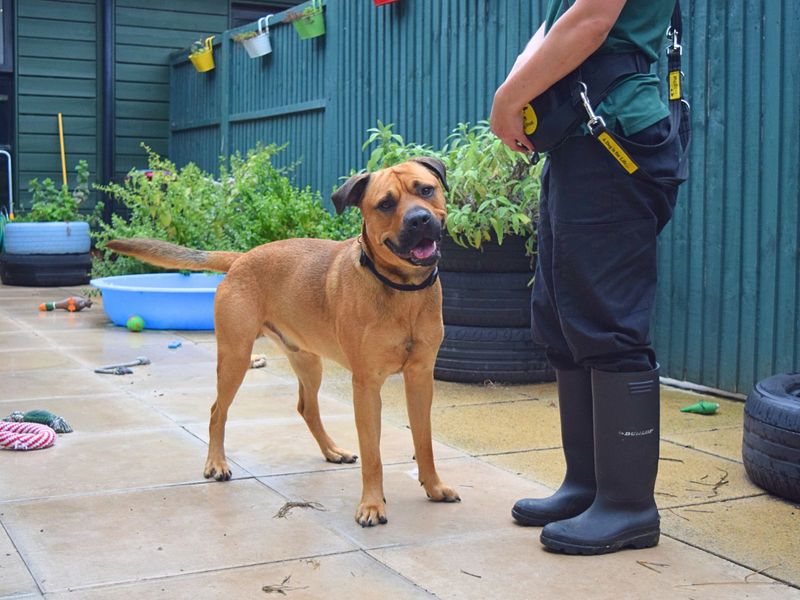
[531, 118, 681, 372]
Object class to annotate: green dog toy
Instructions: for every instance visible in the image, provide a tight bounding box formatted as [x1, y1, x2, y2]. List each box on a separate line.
[3, 410, 73, 433]
[680, 401, 720, 415]
[126, 315, 145, 332]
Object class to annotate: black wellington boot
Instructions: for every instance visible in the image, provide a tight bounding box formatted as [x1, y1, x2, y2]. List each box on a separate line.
[512, 368, 595, 526]
[540, 367, 661, 554]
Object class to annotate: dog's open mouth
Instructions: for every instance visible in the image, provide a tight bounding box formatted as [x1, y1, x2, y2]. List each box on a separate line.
[386, 238, 440, 266]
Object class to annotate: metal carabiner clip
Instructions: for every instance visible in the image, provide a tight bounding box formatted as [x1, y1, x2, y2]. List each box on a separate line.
[578, 82, 606, 136]
[666, 26, 682, 56]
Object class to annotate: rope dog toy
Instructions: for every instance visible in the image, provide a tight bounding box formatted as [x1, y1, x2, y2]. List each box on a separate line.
[3, 410, 73, 434]
[0, 422, 56, 450]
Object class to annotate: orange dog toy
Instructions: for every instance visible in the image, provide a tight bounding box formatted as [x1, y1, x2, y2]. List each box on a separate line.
[39, 296, 93, 312]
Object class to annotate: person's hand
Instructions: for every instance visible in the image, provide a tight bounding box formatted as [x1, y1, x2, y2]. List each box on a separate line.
[490, 85, 534, 153]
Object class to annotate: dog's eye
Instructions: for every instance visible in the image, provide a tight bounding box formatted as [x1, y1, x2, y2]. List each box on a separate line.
[420, 185, 435, 198]
[377, 199, 396, 212]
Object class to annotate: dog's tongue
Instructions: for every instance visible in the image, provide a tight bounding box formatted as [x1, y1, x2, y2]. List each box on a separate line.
[410, 240, 437, 260]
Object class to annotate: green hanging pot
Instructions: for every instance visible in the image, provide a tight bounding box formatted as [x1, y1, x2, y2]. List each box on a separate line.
[292, 0, 325, 40]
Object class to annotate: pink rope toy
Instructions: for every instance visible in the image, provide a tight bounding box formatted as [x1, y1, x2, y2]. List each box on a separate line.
[0, 422, 56, 451]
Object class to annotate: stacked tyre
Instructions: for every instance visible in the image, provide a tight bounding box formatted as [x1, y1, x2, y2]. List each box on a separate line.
[742, 373, 800, 502]
[0, 222, 92, 287]
[434, 234, 554, 384]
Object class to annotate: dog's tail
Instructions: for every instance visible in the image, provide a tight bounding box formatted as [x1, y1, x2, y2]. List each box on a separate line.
[105, 238, 243, 273]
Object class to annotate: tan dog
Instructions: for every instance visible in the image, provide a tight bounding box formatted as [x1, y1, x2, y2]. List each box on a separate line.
[106, 158, 460, 526]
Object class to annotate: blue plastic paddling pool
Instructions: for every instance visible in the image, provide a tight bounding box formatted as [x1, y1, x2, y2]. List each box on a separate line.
[90, 273, 225, 330]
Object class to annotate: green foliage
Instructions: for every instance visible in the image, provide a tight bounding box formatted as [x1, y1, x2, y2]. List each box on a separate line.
[92, 144, 361, 277]
[232, 30, 260, 42]
[361, 121, 542, 254]
[18, 160, 103, 224]
[361, 120, 434, 172]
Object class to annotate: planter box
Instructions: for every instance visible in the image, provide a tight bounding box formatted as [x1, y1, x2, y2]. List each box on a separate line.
[0, 252, 91, 287]
[434, 232, 554, 384]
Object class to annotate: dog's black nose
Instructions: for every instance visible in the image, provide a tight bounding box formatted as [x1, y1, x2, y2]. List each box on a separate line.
[404, 208, 433, 230]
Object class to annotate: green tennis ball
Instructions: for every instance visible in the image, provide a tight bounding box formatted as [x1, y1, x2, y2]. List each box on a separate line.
[126, 315, 145, 332]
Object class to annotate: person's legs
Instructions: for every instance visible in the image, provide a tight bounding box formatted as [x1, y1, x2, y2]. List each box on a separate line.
[513, 161, 598, 526]
[535, 119, 680, 553]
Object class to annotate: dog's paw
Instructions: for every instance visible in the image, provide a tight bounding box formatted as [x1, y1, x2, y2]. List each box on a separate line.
[425, 481, 461, 503]
[203, 458, 232, 481]
[323, 446, 358, 464]
[355, 499, 388, 527]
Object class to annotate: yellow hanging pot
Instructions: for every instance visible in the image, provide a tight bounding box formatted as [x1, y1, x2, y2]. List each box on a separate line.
[189, 36, 215, 73]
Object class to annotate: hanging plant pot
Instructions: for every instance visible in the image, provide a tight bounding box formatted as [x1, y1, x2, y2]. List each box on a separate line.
[189, 36, 215, 72]
[374, 0, 400, 5]
[236, 16, 273, 58]
[290, 0, 326, 40]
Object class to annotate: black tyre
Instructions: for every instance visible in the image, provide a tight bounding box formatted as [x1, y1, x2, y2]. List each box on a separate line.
[439, 233, 534, 273]
[0, 252, 92, 287]
[742, 373, 800, 502]
[434, 325, 554, 384]
[441, 271, 533, 328]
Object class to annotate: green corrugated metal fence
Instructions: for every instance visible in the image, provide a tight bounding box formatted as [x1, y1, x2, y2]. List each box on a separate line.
[168, 0, 800, 395]
[169, 0, 548, 193]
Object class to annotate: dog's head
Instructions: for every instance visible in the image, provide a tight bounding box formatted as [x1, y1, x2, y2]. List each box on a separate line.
[332, 157, 448, 270]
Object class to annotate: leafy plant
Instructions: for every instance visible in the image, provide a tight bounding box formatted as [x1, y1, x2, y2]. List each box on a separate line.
[92, 144, 361, 277]
[443, 121, 541, 254]
[190, 38, 210, 55]
[17, 160, 103, 224]
[286, 2, 323, 22]
[232, 30, 260, 42]
[361, 120, 434, 172]
[361, 121, 542, 254]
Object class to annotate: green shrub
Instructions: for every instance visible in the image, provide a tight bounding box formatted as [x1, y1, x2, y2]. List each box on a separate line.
[17, 160, 103, 224]
[362, 121, 542, 255]
[92, 144, 361, 277]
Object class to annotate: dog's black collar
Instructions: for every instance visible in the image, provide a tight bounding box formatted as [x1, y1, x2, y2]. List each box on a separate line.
[359, 248, 438, 292]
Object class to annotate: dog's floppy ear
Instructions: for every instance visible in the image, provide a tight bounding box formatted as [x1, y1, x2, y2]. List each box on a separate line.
[412, 157, 449, 193]
[332, 172, 371, 215]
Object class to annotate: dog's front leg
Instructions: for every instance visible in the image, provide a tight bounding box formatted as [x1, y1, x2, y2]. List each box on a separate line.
[403, 361, 460, 503]
[352, 373, 387, 527]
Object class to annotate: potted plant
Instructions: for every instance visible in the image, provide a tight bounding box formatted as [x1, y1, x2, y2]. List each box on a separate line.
[233, 16, 273, 58]
[362, 121, 552, 385]
[287, 0, 326, 40]
[188, 36, 215, 72]
[0, 160, 101, 286]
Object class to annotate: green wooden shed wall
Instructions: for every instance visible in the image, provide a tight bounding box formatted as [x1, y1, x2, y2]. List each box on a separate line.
[16, 0, 99, 194]
[13, 0, 231, 208]
[169, 0, 800, 395]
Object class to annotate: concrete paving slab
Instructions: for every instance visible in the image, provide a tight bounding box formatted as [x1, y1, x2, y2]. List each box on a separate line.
[0, 428, 241, 502]
[261, 457, 553, 550]
[485, 441, 764, 510]
[370, 527, 800, 600]
[130, 382, 354, 424]
[46, 551, 434, 599]
[427, 398, 562, 455]
[184, 414, 465, 478]
[665, 426, 744, 462]
[0, 349, 81, 373]
[662, 495, 800, 588]
[0, 368, 119, 402]
[0, 393, 178, 434]
[0, 525, 38, 598]
[1, 480, 355, 593]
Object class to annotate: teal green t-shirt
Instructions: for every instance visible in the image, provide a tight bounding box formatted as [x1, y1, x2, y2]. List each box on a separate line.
[544, 0, 675, 135]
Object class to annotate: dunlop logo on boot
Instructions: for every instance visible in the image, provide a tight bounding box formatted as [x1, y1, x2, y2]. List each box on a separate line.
[618, 428, 655, 437]
[628, 381, 653, 395]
